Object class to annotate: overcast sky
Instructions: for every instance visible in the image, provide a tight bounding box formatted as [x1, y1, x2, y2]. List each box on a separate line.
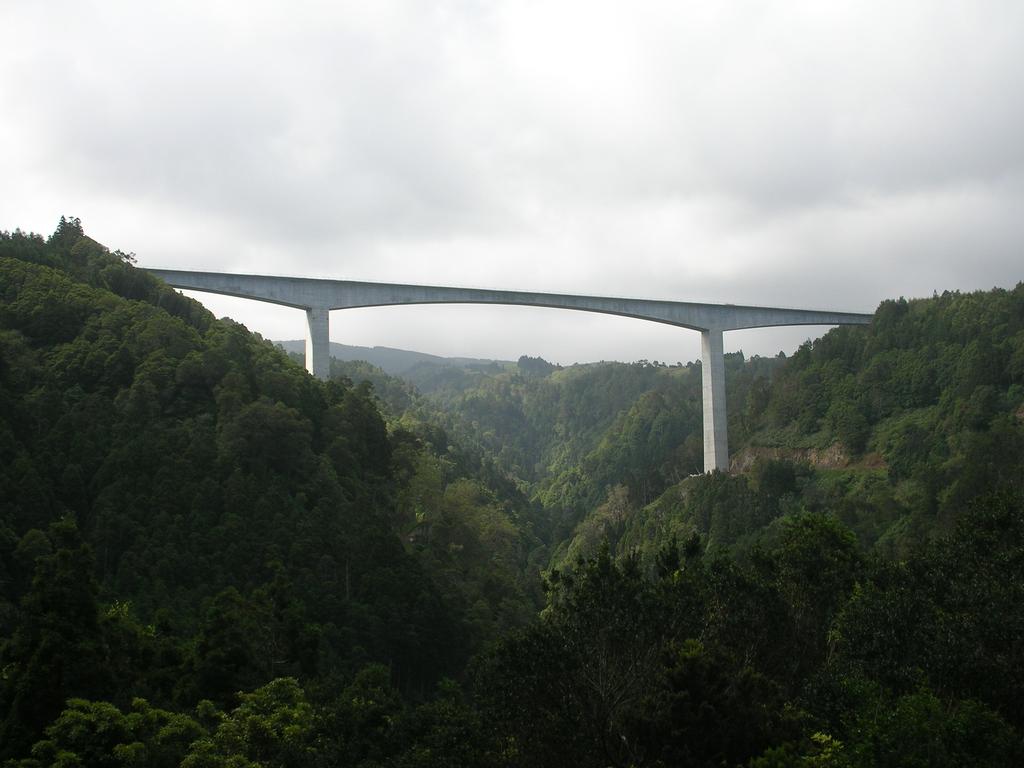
[2, 1, 1022, 364]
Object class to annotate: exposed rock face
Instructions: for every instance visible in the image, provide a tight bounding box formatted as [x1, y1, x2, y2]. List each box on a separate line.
[729, 443, 885, 473]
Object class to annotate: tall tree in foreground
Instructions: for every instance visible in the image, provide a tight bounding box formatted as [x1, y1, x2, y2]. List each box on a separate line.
[0, 518, 106, 760]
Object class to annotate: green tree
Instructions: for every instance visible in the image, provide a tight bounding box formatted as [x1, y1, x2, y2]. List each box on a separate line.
[0, 518, 108, 760]
[182, 678, 315, 768]
[477, 546, 666, 768]
[640, 640, 791, 767]
[22, 697, 203, 768]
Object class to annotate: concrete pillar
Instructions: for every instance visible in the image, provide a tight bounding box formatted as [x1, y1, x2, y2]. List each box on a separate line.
[701, 328, 729, 472]
[305, 307, 330, 380]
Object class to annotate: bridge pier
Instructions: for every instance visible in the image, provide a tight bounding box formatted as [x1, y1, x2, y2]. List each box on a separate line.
[701, 328, 728, 472]
[305, 307, 330, 380]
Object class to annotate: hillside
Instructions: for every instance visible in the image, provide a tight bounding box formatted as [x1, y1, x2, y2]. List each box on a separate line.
[606, 285, 1024, 564]
[2, 220, 1024, 766]
[341, 286, 1023, 566]
[0, 220, 541, 762]
[327, 352, 779, 543]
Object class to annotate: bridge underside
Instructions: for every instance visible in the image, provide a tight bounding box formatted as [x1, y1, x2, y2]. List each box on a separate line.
[146, 269, 872, 472]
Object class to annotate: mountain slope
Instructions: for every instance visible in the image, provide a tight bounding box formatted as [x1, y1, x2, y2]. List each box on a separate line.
[331, 284, 1024, 566]
[0, 220, 539, 758]
[574, 285, 1024, 564]
[4, 221, 1024, 765]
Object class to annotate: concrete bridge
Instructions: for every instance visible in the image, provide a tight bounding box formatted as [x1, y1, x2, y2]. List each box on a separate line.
[146, 269, 873, 472]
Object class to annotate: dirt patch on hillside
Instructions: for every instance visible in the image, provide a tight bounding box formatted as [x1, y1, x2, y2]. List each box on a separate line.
[731, 443, 878, 473]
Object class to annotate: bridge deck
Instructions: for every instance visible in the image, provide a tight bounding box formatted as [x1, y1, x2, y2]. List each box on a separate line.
[145, 269, 873, 332]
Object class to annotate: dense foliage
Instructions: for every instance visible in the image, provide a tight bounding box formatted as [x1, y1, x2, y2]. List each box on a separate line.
[2, 219, 1023, 765]
[399, 285, 1024, 566]
[476, 496, 1024, 767]
[342, 348, 782, 557]
[0, 221, 538, 763]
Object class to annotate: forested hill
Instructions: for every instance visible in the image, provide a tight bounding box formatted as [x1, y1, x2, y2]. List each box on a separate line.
[349, 284, 1023, 565]
[0, 220, 541, 763]
[3, 220, 1024, 766]
[323, 350, 779, 540]
[602, 284, 1024, 565]
[323, 283, 1024, 766]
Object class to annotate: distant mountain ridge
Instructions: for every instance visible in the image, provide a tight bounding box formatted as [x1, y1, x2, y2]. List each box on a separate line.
[276, 339, 512, 376]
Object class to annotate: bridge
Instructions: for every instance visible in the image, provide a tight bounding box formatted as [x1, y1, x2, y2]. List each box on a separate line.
[146, 269, 873, 472]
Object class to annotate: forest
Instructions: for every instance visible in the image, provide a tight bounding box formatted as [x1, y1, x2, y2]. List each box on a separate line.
[1, 219, 1023, 766]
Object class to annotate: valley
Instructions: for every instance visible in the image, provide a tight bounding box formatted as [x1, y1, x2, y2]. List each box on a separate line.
[2, 220, 1023, 766]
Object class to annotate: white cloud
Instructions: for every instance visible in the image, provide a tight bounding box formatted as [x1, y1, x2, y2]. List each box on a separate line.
[2, 0, 1022, 363]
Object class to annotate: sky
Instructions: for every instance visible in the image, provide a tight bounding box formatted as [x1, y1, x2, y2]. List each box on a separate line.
[2, 0, 1022, 365]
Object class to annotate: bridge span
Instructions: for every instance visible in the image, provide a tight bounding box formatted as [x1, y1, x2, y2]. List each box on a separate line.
[145, 268, 873, 472]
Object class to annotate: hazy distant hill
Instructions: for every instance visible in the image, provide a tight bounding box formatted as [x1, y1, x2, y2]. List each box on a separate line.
[276, 339, 512, 376]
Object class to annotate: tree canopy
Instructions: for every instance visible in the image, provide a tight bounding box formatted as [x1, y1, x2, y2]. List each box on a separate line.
[2, 220, 1023, 765]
